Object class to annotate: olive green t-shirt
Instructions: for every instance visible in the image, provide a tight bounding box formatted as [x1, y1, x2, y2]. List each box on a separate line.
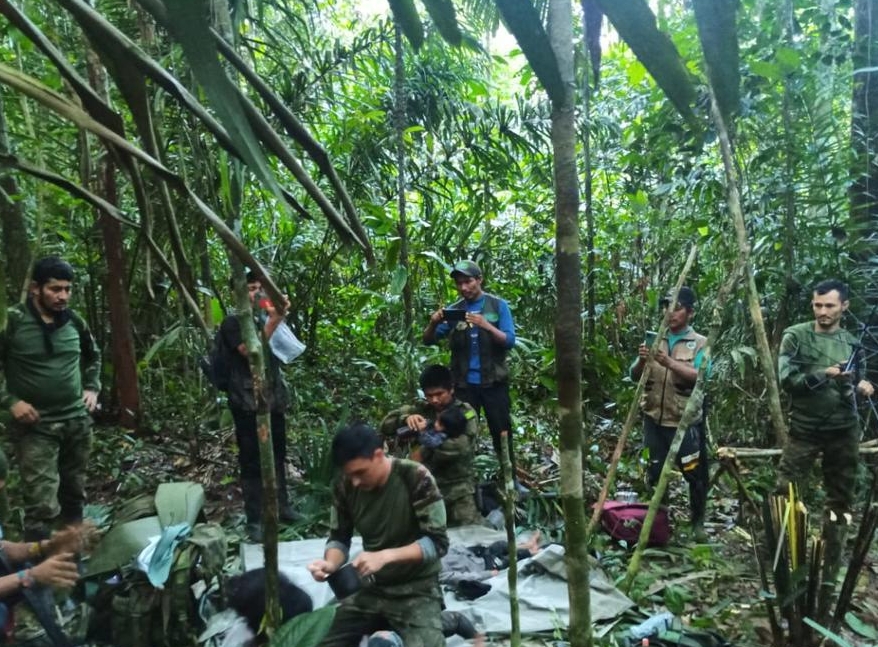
[0, 304, 100, 421]
[327, 458, 448, 587]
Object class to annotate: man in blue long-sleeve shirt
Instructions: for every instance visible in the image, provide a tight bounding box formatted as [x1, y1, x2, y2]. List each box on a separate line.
[423, 260, 518, 484]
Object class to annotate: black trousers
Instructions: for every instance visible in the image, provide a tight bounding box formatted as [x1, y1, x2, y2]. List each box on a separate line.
[229, 408, 287, 480]
[456, 383, 514, 466]
[643, 416, 709, 522]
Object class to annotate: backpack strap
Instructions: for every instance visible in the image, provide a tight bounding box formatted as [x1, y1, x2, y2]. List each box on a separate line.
[68, 309, 97, 365]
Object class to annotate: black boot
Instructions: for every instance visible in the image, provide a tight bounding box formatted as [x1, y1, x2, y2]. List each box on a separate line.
[689, 479, 708, 542]
[441, 610, 477, 639]
[241, 478, 263, 542]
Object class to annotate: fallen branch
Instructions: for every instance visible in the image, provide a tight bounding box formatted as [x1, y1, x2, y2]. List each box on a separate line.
[718, 445, 878, 458]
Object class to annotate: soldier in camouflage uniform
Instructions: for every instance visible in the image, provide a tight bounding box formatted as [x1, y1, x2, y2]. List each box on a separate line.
[380, 365, 482, 526]
[0, 257, 100, 540]
[308, 423, 449, 647]
[777, 279, 874, 516]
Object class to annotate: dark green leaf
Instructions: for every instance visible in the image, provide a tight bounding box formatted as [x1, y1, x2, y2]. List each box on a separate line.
[387, 0, 424, 51]
[269, 606, 336, 647]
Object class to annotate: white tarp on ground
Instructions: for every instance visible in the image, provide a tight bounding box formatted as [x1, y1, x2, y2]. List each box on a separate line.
[241, 526, 634, 638]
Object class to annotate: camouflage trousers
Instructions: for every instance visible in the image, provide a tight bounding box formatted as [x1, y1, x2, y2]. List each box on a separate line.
[443, 485, 483, 527]
[318, 578, 444, 647]
[10, 415, 92, 539]
[776, 422, 859, 516]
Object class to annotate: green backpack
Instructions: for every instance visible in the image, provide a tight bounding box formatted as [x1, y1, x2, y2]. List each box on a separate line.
[82, 483, 227, 647]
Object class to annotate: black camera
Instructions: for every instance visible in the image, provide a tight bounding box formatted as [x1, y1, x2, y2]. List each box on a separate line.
[396, 423, 434, 440]
[395, 423, 446, 448]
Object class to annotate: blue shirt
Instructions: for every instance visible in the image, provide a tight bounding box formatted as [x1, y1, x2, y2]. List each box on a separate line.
[434, 294, 516, 384]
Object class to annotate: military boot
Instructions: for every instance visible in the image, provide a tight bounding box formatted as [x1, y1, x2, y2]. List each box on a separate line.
[689, 478, 708, 543]
[818, 512, 850, 623]
[441, 610, 478, 639]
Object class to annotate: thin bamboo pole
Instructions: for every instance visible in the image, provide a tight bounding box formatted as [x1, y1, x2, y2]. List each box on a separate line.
[499, 431, 521, 647]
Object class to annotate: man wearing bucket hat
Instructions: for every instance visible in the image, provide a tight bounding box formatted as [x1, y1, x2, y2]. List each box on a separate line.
[630, 286, 710, 541]
[422, 260, 519, 488]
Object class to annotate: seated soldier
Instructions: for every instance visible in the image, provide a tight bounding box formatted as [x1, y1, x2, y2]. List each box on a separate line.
[380, 365, 482, 526]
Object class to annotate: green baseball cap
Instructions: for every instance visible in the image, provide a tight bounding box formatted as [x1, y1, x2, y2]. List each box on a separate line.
[450, 260, 482, 279]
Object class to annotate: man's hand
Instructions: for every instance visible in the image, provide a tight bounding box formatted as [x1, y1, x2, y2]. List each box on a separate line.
[654, 349, 673, 368]
[637, 343, 649, 359]
[404, 414, 428, 431]
[30, 553, 79, 589]
[82, 390, 99, 412]
[265, 295, 291, 320]
[428, 309, 444, 325]
[307, 559, 338, 582]
[465, 312, 489, 329]
[352, 550, 390, 578]
[825, 365, 851, 380]
[10, 400, 39, 424]
[857, 380, 875, 398]
[48, 522, 100, 555]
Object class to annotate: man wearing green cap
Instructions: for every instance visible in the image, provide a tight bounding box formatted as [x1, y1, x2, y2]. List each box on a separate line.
[630, 286, 709, 541]
[422, 260, 518, 486]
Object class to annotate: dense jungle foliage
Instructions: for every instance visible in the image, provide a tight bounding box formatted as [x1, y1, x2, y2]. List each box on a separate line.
[2, 0, 878, 645]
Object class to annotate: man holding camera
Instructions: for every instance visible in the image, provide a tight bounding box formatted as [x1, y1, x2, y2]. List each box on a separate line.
[630, 286, 709, 541]
[422, 261, 518, 487]
[776, 279, 874, 518]
[380, 365, 481, 526]
[220, 270, 297, 541]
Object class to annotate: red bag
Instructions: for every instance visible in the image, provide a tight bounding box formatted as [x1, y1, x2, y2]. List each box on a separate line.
[597, 501, 671, 546]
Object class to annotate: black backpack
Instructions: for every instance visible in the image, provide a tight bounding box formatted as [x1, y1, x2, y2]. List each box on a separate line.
[199, 328, 232, 391]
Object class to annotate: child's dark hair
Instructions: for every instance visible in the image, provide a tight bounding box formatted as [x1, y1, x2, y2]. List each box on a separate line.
[226, 568, 312, 640]
[437, 406, 468, 438]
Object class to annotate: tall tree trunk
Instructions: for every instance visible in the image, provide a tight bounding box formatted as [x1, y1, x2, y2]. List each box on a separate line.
[583, 52, 596, 346]
[394, 24, 414, 346]
[85, 45, 140, 428]
[851, 0, 878, 275]
[773, 0, 798, 349]
[0, 93, 31, 300]
[549, 0, 591, 645]
[97, 158, 140, 428]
